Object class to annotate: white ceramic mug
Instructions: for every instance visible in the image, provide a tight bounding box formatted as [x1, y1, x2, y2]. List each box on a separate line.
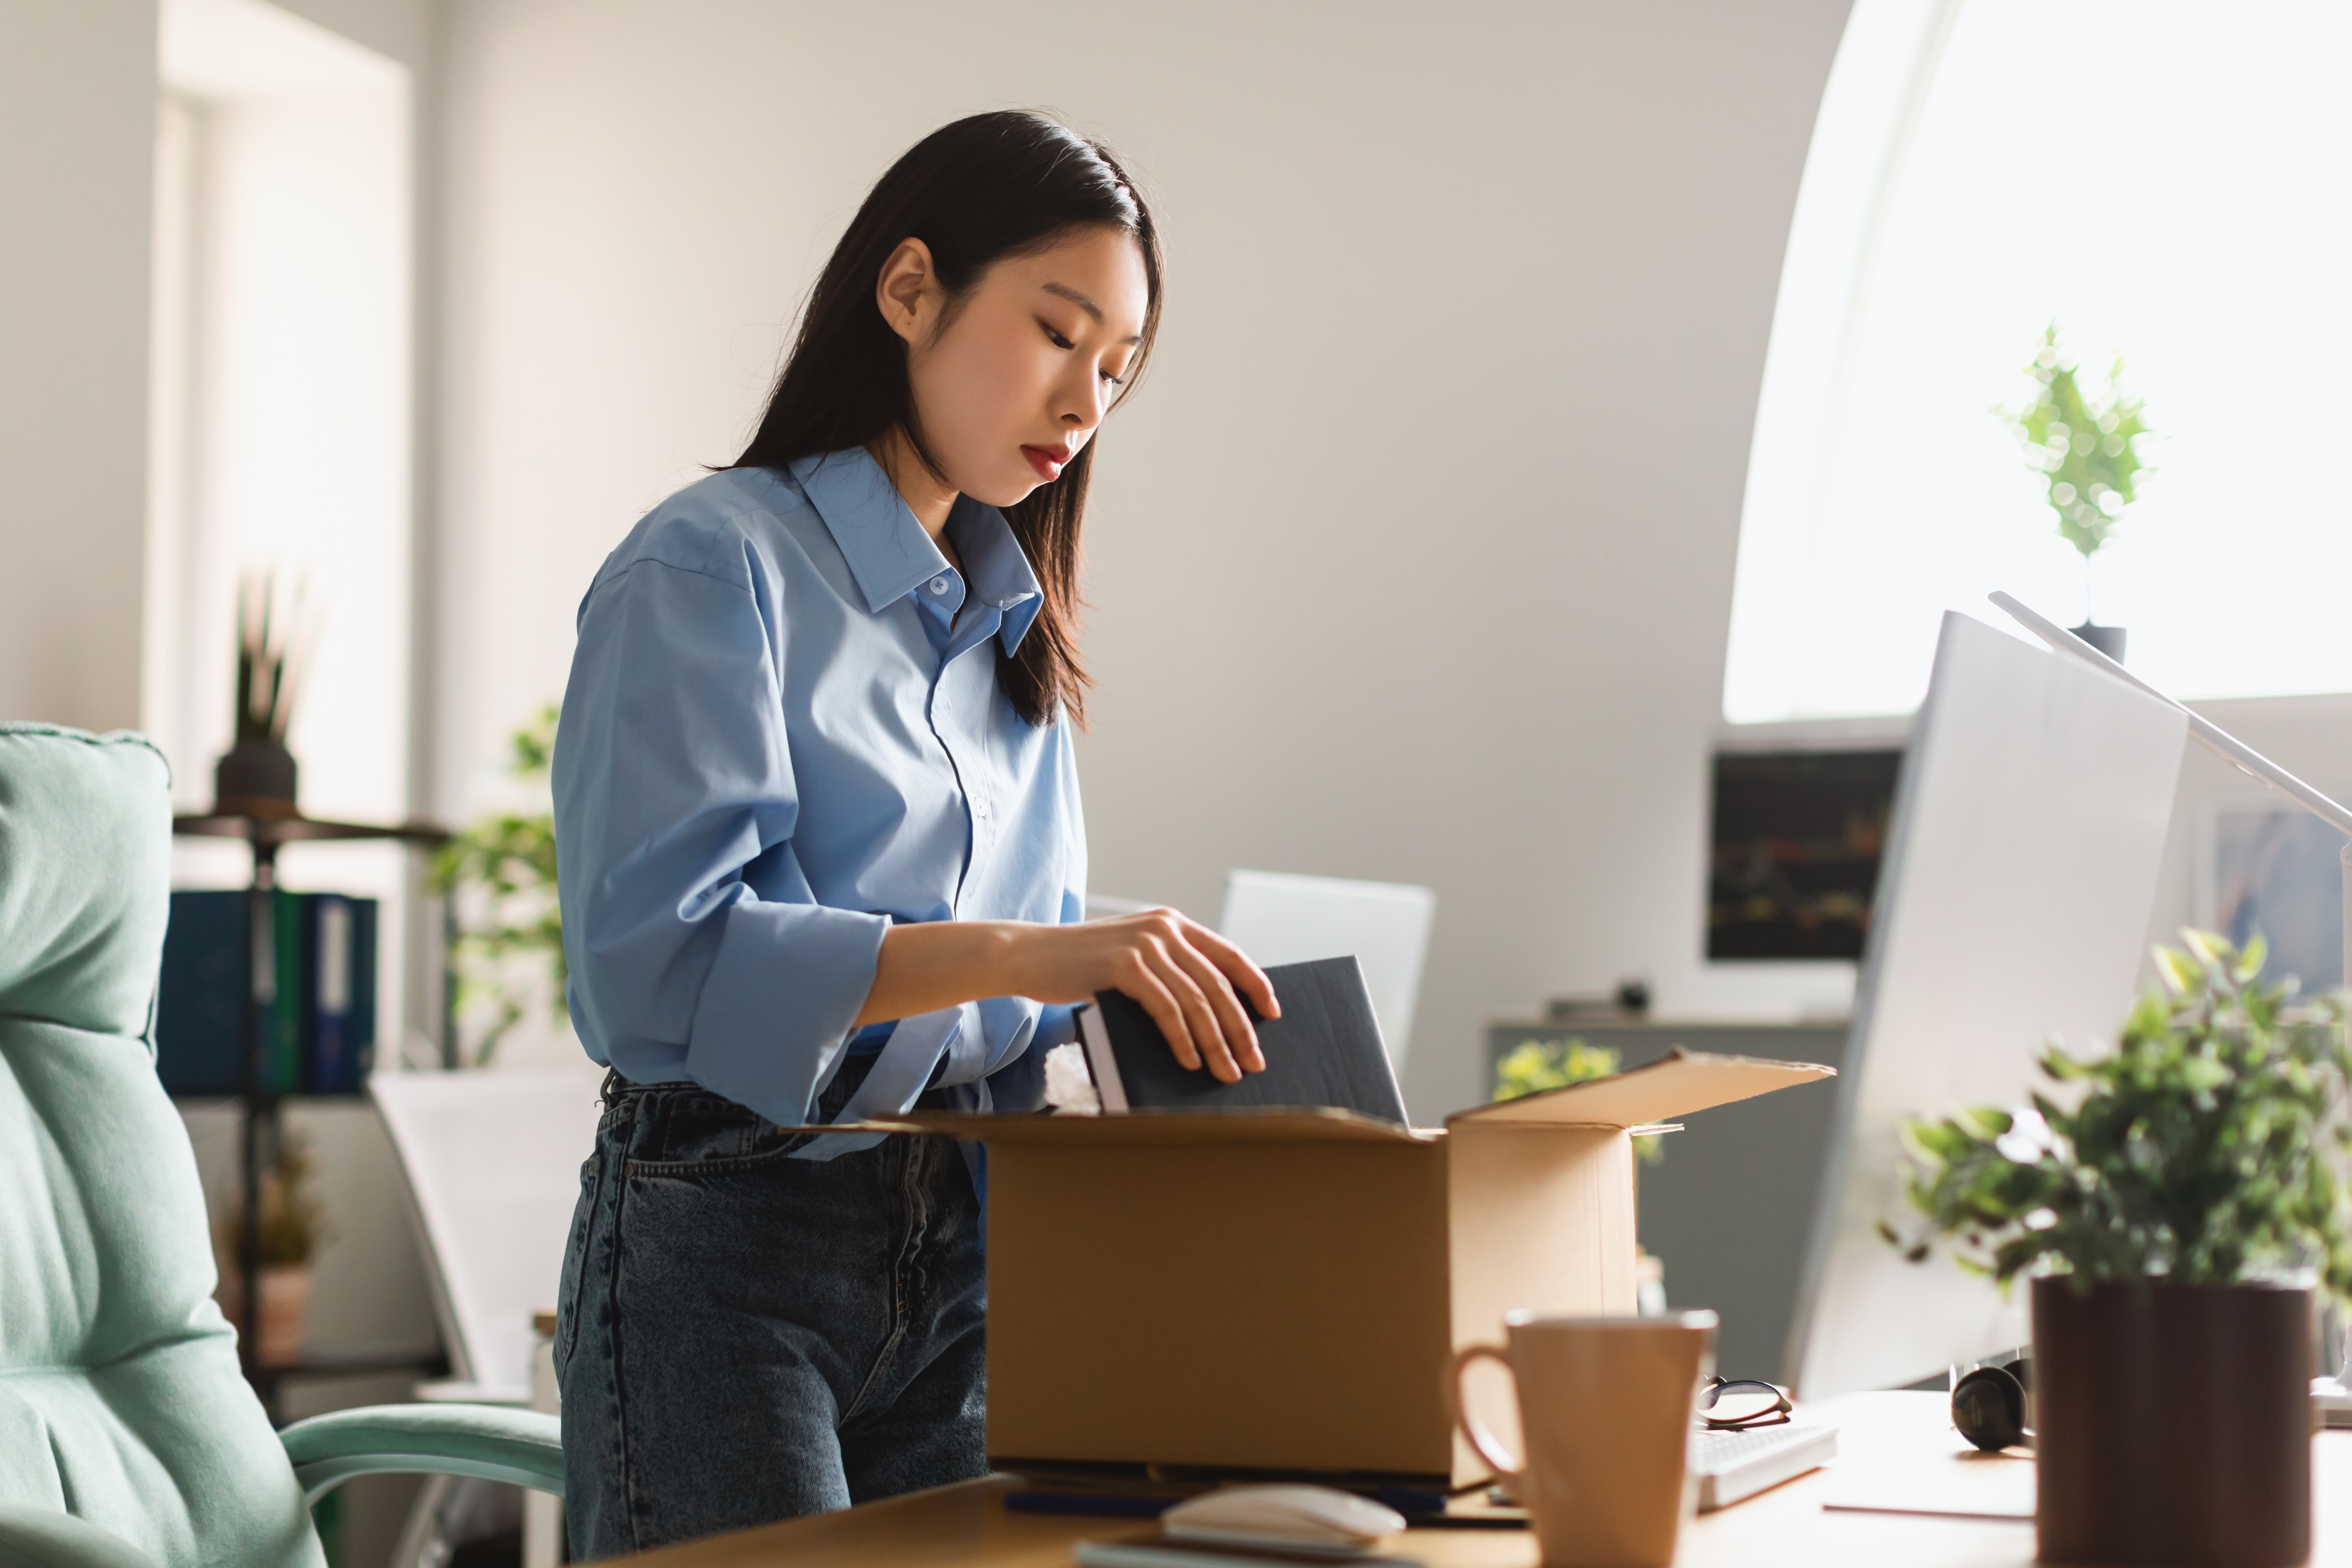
[1449, 1310, 1717, 1568]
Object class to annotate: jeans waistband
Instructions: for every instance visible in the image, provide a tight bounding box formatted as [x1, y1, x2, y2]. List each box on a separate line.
[599, 1050, 884, 1124]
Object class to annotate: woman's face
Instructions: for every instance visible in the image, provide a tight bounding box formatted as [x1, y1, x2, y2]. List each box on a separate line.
[879, 224, 1150, 508]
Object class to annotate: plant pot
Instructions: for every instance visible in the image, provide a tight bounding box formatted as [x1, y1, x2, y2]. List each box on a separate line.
[2034, 1277, 2312, 1567]
[2068, 622, 2127, 663]
[219, 1264, 315, 1368]
[213, 738, 299, 818]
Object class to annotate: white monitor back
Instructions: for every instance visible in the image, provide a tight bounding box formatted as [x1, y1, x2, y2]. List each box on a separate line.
[1216, 870, 1435, 1072]
[1788, 612, 2187, 1398]
[369, 1066, 606, 1400]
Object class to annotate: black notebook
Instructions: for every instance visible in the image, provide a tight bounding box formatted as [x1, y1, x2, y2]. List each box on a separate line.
[1076, 954, 1409, 1124]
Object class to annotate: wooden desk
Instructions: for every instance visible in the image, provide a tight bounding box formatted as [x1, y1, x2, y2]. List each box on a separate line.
[609, 1392, 2352, 1567]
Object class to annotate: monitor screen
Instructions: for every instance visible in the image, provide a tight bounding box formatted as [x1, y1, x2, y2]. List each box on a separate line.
[1707, 749, 1903, 961]
[1786, 612, 2187, 1397]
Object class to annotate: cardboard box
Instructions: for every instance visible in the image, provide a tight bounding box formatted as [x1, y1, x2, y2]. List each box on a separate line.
[893, 1049, 1833, 1484]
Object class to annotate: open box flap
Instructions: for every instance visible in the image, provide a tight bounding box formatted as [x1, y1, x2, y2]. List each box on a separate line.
[867, 1107, 1435, 1148]
[1450, 1048, 1834, 1130]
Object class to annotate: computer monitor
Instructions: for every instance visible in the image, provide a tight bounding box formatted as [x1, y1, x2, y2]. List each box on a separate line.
[1785, 611, 2189, 1398]
[1708, 748, 1902, 961]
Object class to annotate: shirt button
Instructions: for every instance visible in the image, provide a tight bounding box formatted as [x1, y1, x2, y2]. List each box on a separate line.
[929, 577, 949, 595]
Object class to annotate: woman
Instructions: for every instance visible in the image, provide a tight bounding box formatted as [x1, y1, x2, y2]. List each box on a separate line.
[549, 111, 1277, 1557]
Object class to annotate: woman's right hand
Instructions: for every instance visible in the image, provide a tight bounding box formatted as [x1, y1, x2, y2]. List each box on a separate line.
[1014, 908, 1279, 1083]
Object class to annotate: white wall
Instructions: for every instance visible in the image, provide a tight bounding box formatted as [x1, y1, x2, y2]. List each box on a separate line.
[434, 0, 1857, 1112]
[269, 0, 427, 68]
[0, 2, 157, 733]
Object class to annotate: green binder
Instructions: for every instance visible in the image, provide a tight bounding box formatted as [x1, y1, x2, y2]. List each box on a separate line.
[271, 888, 304, 1094]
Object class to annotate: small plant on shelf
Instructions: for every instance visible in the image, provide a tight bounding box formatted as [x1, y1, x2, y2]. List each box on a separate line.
[1494, 1038, 1663, 1164]
[215, 1128, 333, 1368]
[213, 572, 314, 813]
[217, 1129, 333, 1271]
[431, 705, 565, 1068]
[1882, 930, 2352, 1297]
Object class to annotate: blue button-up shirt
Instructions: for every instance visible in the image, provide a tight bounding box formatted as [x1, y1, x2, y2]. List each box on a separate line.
[552, 449, 1086, 1156]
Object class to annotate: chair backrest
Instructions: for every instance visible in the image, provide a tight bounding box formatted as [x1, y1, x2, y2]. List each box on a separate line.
[369, 1068, 605, 1400]
[0, 723, 321, 1567]
[1216, 870, 1436, 1072]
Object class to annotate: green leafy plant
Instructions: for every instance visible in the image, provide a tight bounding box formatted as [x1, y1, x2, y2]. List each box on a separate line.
[1885, 931, 2352, 1303]
[431, 705, 564, 1068]
[1495, 1038, 1663, 1163]
[1996, 324, 2153, 620]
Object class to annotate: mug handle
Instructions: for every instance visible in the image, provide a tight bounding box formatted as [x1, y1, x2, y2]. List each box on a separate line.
[1447, 1342, 1525, 1484]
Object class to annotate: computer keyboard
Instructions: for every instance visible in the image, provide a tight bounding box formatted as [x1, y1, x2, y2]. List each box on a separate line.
[1690, 1422, 1838, 1512]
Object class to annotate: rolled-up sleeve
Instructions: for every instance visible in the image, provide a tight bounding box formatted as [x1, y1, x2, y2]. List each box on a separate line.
[553, 558, 887, 1127]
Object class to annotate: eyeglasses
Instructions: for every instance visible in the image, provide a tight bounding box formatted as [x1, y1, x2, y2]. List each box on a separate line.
[1699, 1376, 1793, 1430]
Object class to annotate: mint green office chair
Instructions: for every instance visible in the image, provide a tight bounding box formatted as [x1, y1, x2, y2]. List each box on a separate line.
[0, 724, 562, 1568]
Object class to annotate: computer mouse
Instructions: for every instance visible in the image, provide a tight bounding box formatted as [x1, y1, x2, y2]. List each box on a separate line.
[1162, 1485, 1406, 1547]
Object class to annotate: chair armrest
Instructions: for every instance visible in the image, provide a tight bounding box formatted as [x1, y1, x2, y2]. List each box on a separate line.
[278, 1403, 564, 1505]
[0, 1507, 166, 1568]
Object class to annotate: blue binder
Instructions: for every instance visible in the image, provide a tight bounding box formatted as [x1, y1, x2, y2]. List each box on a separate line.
[157, 889, 379, 1097]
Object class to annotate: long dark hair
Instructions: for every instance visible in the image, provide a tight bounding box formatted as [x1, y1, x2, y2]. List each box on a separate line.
[732, 111, 1163, 728]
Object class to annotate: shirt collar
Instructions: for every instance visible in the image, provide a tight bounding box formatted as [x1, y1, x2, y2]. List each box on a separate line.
[944, 496, 1045, 656]
[795, 448, 1044, 656]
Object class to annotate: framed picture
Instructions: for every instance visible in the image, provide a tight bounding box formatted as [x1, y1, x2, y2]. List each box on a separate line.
[2199, 803, 2346, 992]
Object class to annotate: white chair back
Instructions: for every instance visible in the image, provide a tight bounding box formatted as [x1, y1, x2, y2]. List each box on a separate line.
[1216, 870, 1435, 1072]
[369, 1067, 605, 1402]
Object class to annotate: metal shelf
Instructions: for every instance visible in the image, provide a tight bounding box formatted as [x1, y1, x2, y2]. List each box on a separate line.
[173, 810, 451, 1418]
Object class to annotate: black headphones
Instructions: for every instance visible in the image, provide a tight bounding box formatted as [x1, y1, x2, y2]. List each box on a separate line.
[1950, 1357, 2033, 1451]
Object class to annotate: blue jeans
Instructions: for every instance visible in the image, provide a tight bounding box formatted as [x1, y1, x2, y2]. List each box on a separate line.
[554, 1055, 987, 1558]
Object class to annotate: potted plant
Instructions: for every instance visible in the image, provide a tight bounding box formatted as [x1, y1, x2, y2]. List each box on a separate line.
[212, 574, 311, 817]
[216, 1130, 333, 1368]
[1997, 324, 2153, 663]
[1889, 932, 2351, 1567]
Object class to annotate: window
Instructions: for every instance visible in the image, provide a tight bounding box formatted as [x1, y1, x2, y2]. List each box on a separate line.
[148, 0, 416, 1050]
[146, 0, 412, 820]
[1724, 0, 2352, 723]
